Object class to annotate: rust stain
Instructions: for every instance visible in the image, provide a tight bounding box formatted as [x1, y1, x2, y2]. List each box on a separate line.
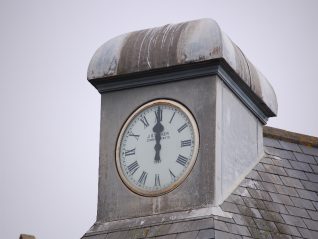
[212, 46, 221, 56]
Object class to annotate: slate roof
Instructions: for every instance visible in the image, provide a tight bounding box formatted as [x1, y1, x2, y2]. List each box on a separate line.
[83, 127, 318, 239]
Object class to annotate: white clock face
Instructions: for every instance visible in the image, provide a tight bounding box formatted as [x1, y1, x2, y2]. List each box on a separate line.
[116, 99, 199, 196]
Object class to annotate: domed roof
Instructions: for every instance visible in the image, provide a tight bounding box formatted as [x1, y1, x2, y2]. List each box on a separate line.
[87, 18, 277, 116]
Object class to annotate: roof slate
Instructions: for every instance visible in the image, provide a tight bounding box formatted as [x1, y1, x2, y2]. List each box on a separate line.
[82, 132, 318, 239]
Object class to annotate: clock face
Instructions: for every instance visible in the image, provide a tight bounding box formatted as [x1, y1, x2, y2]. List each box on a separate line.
[116, 99, 199, 196]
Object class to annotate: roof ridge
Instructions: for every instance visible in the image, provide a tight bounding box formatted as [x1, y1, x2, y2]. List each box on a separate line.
[264, 126, 318, 148]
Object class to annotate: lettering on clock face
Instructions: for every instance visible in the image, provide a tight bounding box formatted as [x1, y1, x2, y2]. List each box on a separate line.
[129, 133, 140, 141]
[154, 174, 160, 187]
[140, 115, 149, 128]
[138, 171, 148, 185]
[154, 107, 162, 122]
[181, 140, 192, 147]
[177, 123, 188, 133]
[125, 148, 136, 156]
[169, 111, 176, 124]
[127, 161, 139, 175]
[176, 154, 189, 166]
[117, 100, 199, 196]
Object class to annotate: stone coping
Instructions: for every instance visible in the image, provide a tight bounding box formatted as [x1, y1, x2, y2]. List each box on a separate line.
[264, 126, 318, 147]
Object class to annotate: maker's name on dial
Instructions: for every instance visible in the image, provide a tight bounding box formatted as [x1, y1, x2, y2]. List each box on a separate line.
[146, 131, 170, 142]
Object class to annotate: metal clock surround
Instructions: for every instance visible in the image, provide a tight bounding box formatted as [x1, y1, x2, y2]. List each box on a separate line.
[116, 99, 200, 197]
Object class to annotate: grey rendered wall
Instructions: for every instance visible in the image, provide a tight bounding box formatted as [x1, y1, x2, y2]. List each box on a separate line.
[216, 78, 264, 203]
[97, 76, 218, 222]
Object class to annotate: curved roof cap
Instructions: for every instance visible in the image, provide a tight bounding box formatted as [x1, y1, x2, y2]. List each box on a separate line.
[88, 18, 278, 116]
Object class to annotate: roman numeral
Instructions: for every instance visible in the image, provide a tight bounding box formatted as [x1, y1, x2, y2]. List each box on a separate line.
[127, 161, 139, 175]
[129, 133, 140, 140]
[177, 123, 188, 133]
[181, 139, 192, 147]
[169, 111, 176, 124]
[140, 116, 149, 128]
[169, 169, 176, 181]
[138, 171, 148, 185]
[155, 107, 162, 122]
[176, 154, 188, 166]
[154, 174, 160, 187]
[125, 148, 136, 156]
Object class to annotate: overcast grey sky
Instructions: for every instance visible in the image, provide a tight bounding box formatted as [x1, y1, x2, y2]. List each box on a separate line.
[1, 0, 318, 238]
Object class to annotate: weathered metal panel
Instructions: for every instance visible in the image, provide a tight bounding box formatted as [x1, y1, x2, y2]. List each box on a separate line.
[87, 18, 278, 116]
[246, 58, 262, 99]
[221, 32, 251, 88]
[176, 19, 222, 63]
[257, 71, 279, 115]
[88, 33, 129, 79]
[117, 24, 185, 74]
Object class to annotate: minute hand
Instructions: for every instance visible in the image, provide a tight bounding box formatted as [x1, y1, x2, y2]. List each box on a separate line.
[153, 107, 164, 163]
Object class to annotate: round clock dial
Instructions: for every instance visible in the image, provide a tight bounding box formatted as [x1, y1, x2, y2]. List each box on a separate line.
[116, 99, 199, 196]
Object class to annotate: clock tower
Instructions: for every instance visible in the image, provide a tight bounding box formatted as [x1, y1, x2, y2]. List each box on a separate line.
[82, 19, 277, 238]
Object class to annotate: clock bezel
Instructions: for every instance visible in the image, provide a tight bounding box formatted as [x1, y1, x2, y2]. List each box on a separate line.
[115, 99, 200, 197]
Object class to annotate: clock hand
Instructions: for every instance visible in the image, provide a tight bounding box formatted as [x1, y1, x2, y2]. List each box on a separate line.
[152, 106, 164, 163]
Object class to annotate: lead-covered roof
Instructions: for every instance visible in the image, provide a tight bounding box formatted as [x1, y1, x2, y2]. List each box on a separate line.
[87, 19, 278, 116]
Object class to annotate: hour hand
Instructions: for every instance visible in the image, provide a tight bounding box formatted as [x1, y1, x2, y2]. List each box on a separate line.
[153, 107, 164, 163]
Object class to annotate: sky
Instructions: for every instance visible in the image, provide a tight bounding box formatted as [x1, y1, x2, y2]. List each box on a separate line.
[1, 0, 317, 238]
